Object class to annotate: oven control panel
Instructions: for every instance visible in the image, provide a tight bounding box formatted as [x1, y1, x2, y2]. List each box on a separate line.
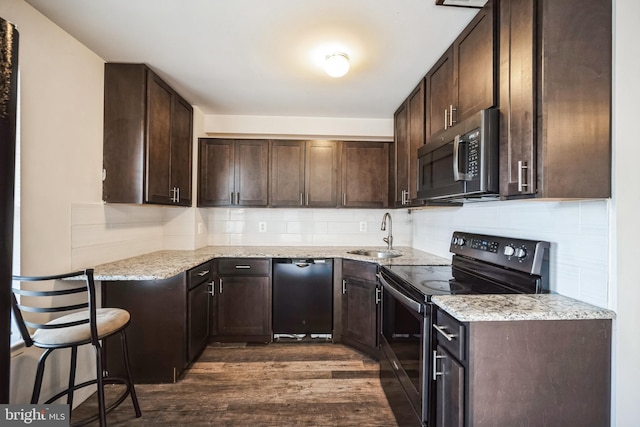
[449, 231, 550, 275]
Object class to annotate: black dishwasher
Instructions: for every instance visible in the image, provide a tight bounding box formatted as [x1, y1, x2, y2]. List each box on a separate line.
[272, 258, 333, 339]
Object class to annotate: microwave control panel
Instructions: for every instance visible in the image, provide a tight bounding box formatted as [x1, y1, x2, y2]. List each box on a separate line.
[465, 130, 480, 179]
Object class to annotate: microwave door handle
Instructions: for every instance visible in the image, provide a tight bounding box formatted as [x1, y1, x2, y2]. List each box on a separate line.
[452, 134, 464, 181]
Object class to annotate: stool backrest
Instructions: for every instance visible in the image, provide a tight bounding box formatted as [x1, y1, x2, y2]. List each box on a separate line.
[11, 269, 98, 347]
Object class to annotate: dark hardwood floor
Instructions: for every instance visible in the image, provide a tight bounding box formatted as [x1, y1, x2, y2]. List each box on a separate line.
[73, 342, 399, 426]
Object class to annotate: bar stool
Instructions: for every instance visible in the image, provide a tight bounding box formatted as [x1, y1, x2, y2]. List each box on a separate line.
[11, 268, 141, 426]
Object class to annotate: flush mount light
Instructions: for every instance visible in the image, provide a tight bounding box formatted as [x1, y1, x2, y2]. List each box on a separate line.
[324, 52, 350, 78]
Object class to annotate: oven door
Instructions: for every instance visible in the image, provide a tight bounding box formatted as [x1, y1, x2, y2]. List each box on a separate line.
[378, 273, 432, 427]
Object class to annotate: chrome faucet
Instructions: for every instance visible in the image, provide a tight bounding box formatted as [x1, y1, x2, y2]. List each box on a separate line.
[381, 212, 393, 250]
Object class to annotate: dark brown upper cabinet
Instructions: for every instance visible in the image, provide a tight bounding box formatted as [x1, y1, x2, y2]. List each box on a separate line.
[198, 138, 269, 207]
[103, 63, 193, 206]
[499, 0, 611, 198]
[270, 140, 339, 208]
[425, 2, 496, 142]
[394, 80, 426, 207]
[341, 141, 390, 208]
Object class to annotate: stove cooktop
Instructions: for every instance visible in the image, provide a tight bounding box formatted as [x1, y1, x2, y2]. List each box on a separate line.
[383, 264, 519, 299]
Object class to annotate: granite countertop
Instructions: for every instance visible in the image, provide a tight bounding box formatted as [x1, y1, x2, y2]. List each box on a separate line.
[92, 246, 450, 281]
[431, 294, 616, 322]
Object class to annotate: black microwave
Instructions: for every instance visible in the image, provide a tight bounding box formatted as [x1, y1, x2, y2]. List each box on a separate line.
[417, 108, 499, 201]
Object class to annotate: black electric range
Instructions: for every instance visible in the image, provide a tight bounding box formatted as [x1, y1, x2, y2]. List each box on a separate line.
[378, 231, 551, 427]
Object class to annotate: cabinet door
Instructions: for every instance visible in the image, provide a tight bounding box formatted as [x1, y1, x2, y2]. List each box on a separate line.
[341, 141, 389, 208]
[305, 140, 339, 207]
[171, 95, 193, 206]
[270, 140, 306, 207]
[217, 276, 271, 336]
[342, 278, 378, 352]
[407, 81, 426, 201]
[146, 71, 173, 204]
[235, 140, 269, 206]
[188, 280, 210, 362]
[394, 102, 409, 206]
[454, 3, 496, 124]
[198, 138, 235, 206]
[435, 346, 464, 427]
[425, 48, 454, 141]
[498, 0, 536, 197]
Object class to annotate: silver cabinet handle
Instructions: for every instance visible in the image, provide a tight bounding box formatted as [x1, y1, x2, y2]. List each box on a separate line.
[198, 270, 210, 277]
[219, 278, 223, 294]
[343, 193, 347, 206]
[235, 265, 251, 269]
[236, 192, 240, 204]
[306, 193, 309, 206]
[230, 192, 234, 205]
[402, 189, 409, 205]
[433, 324, 456, 341]
[208, 282, 215, 296]
[444, 108, 448, 130]
[375, 287, 381, 305]
[300, 193, 304, 206]
[342, 279, 347, 294]
[432, 350, 446, 380]
[449, 104, 457, 127]
[518, 160, 529, 192]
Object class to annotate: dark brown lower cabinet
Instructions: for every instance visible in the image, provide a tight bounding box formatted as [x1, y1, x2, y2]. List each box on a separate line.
[340, 260, 380, 358]
[434, 346, 464, 427]
[102, 274, 188, 384]
[187, 261, 212, 362]
[211, 258, 272, 343]
[433, 309, 612, 426]
[103, 261, 213, 384]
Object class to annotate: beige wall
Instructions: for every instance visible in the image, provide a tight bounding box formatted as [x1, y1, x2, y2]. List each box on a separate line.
[1, 0, 105, 404]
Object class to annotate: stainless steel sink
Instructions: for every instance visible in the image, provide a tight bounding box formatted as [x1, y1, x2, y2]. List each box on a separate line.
[347, 249, 402, 259]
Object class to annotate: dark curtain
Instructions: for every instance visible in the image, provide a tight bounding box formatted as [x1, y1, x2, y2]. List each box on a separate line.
[0, 17, 19, 404]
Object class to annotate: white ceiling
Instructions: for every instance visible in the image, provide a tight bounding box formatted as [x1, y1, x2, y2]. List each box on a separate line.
[25, 0, 478, 119]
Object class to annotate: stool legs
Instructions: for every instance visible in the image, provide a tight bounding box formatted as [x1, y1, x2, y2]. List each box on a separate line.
[93, 343, 107, 426]
[31, 348, 53, 404]
[68, 346, 78, 408]
[120, 330, 141, 418]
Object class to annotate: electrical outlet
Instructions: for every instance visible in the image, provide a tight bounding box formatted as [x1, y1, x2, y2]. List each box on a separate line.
[359, 221, 367, 232]
[197, 222, 204, 235]
[259, 222, 267, 233]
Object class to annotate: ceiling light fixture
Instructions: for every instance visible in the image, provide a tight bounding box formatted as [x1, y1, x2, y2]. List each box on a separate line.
[324, 52, 350, 78]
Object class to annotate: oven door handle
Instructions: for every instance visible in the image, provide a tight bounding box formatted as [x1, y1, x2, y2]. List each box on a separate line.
[377, 273, 423, 314]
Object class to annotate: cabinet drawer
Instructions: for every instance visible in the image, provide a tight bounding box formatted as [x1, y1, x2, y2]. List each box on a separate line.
[217, 258, 271, 276]
[434, 309, 465, 361]
[343, 259, 378, 282]
[189, 261, 213, 289]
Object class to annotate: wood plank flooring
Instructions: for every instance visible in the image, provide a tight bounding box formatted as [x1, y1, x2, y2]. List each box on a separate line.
[72, 342, 399, 426]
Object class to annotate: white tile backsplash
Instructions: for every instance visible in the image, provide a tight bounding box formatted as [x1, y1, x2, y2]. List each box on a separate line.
[71, 199, 609, 308]
[410, 198, 611, 308]
[206, 208, 410, 247]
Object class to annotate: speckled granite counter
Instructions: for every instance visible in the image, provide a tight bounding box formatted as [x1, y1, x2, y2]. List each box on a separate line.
[92, 246, 450, 281]
[431, 294, 615, 322]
